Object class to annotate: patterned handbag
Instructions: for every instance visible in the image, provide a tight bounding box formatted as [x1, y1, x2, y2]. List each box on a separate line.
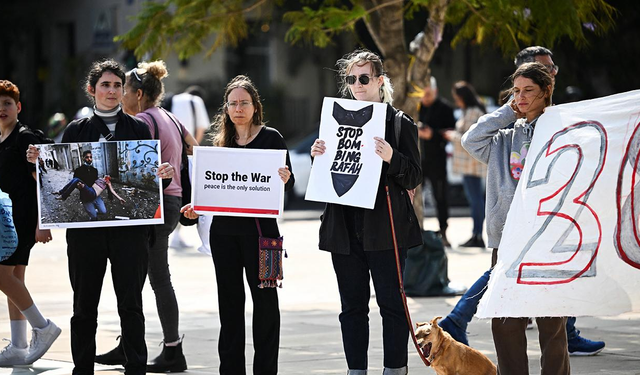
[255, 219, 286, 288]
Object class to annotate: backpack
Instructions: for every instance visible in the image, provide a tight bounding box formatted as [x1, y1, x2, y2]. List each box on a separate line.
[17, 122, 55, 145]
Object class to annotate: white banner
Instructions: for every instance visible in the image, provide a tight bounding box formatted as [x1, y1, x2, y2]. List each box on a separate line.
[305, 97, 386, 209]
[478, 90, 640, 318]
[191, 147, 286, 218]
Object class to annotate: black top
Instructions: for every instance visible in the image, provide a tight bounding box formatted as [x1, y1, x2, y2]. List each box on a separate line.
[418, 96, 456, 158]
[0, 122, 39, 225]
[210, 126, 294, 238]
[73, 165, 99, 187]
[318, 105, 423, 253]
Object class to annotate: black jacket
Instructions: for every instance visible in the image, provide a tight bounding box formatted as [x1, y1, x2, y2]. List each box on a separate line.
[419, 97, 455, 159]
[318, 105, 423, 253]
[62, 111, 151, 143]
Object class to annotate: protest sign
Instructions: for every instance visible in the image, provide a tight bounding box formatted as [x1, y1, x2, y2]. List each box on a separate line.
[191, 147, 286, 218]
[478, 90, 640, 318]
[37, 140, 163, 229]
[305, 97, 387, 209]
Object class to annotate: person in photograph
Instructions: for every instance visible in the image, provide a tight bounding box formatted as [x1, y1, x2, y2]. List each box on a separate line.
[462, 62, 569, 374]
[53, 175, 126, 207]
[310, 49, 422, 375]
[0, 80, 61, 366]
[95, 60, 197, 373]
[181, 75, 294, 375]
[28, 59, 174, 375]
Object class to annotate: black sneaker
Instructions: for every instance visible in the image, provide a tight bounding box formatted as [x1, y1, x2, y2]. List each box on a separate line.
[459, 235, 485, 248]
[95, 337, 126, 366]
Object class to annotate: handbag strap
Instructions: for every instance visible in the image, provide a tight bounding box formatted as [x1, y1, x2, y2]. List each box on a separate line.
[385, 184, 432, 367]
[254, 218, 263, 237]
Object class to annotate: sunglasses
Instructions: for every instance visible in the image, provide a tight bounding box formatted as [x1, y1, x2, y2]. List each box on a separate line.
[345, 74, 373, 85]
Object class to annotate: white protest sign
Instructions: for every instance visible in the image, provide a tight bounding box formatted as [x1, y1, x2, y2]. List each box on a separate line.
[305, 97, 386, 209]
[478, 90, 640, 318]
[191, 147, 286, 218]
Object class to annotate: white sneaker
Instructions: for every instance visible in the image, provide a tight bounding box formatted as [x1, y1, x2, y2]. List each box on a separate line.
[24, 320, 61, 364]
[0, 340, 29, 367]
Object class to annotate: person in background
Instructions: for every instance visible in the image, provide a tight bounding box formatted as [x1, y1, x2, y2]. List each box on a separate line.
[443, 81, 487, 248]
[27, 59, 174, 375]
[310, 49, 422, 375]
[181, 75, 293, 375]
[100, 59, 196, 373]
[0, 80, 61, 367]
[417, 76, 455, 247]
[168, 86, 211, 250]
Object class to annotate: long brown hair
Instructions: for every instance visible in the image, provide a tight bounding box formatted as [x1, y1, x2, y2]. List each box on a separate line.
[509, 62, 554, 107]
[212, 75, 264, 147]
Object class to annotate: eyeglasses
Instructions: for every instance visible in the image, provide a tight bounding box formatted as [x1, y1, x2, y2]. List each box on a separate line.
[345, 74, 373, 85]
[226, 100, 253, 109]
[129, 68, 142, 82]
[543, 64, 559, 74]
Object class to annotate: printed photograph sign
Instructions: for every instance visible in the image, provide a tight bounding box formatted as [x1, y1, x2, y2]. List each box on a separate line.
[478, 90, 640, 318]
[305, 97, 387, 209]
[191, 147, 286, 218]
[37, 140, 163, 229]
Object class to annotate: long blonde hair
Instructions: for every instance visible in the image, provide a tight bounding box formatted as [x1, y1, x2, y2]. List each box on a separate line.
[336, 49, 394, 105]
[212, 75, 264, 147]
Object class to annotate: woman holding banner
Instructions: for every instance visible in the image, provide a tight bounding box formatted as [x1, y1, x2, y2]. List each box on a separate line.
[309, 49, 422, 375]
[461, 62, 569, 374]
[181, 75, 293, 375]
[27, 59, 174, 375]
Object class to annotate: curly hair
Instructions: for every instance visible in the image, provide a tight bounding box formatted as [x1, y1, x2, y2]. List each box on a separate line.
[126, 60, 169, 106]
[0, 80, 20, 102]
[84, 59, 126, 102]
[212, 75, 264, 147]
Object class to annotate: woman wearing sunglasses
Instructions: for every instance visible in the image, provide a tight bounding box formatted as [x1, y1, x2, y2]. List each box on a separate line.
[310, 49, 422, 375]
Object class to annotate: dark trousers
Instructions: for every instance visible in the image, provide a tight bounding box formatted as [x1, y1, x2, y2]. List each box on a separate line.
[422, 156, 449, 232]
[67, 226, 149, 375]
[211, 234, 280, 375]
[148, 195, 182, 343]
[331, 238, 409, 370]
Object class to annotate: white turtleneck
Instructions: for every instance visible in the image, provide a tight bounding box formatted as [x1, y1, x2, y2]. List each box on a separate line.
[94, 105, 121, 141]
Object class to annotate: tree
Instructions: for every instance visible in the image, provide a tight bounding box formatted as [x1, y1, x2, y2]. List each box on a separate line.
[118, 0, 616, 116]
[117, 0, 616, 222]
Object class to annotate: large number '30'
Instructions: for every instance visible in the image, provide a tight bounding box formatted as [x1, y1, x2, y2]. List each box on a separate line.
[506, 121, 607, 285]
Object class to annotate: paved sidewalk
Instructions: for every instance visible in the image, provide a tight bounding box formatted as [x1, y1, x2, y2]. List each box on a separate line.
[1, 214, 638, 374]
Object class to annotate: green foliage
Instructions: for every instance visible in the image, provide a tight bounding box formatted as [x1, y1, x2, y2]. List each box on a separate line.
[116, 0, 616, 60]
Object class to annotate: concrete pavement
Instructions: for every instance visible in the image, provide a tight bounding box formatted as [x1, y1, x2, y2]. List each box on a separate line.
[1, 211, 639, 374]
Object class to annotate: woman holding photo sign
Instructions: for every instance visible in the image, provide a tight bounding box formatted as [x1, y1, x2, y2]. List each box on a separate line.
[28, 59, 174, 375]
[181, 75, 293, 375]
[310, 50, 422, 375]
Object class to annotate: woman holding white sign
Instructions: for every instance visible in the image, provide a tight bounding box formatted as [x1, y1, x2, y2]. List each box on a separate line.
[310, 49, 422, 375]
[182, 75, 294, 375]
[462, 62, 569, 375]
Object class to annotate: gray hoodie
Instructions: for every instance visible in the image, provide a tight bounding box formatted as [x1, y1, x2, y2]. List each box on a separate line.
[461, 104, 537, 248]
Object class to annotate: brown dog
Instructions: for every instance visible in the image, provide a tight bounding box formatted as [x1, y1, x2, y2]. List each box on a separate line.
[415, 317, 496, 375]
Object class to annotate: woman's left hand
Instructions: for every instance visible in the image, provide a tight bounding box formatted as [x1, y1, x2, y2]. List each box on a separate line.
[157, 163, 174, 179]
[35, 227, 52, 244]
[373, 137, 393, 163]
[278, 166, 292, 184]
[26, 145, 40, 164]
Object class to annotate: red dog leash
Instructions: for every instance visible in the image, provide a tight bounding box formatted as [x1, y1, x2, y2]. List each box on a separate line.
[385, 185, 432, 367]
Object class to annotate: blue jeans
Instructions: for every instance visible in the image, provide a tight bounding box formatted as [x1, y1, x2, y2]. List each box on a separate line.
[462, 175, 485, 236]
[83, 196, 106, 220]
[59, 177, 97, 202]
[448, 269, 579, 337]
[331, 238, 409, 370]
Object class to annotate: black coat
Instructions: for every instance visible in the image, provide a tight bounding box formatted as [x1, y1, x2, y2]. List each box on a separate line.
[318, 105, 423, 253]
[62, 111, 151, 143]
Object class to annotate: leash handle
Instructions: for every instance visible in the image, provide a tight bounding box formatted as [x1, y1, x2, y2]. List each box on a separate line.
[385, 185, 431, 367]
